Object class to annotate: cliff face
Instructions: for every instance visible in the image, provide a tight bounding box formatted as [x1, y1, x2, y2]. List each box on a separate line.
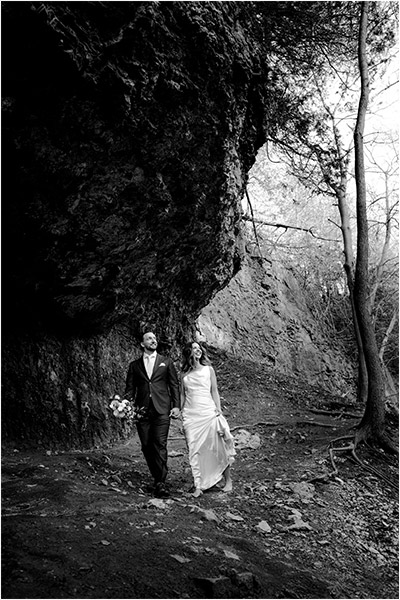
[197, 255, 356, 398]
[2, 2, 280, 447]
[4, 2, 266, 336]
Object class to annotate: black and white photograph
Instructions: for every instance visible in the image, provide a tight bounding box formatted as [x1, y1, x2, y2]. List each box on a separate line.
[2, 2, 398, 599]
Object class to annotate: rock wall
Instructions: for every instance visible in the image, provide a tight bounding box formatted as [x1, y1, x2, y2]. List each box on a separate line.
[4, 2, 262, 337]
[2, 327, 132, 449]
[2, 2, 284, 447]
[197, 254, 356, 397]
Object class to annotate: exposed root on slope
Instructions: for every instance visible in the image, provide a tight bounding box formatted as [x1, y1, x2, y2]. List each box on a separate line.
[308, 433, 398, 491]
[230, 421, 279, 432]
[349, 446, 397, 491]
[309, 408, 363, 419]
[354, 425, 398, 455]
[297, 420, 337, 428]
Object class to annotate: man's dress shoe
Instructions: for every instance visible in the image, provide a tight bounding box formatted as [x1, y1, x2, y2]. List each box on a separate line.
[154, 483, 170, 498]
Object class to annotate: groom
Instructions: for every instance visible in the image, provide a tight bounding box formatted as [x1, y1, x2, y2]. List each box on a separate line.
[124, 331, 180, 498]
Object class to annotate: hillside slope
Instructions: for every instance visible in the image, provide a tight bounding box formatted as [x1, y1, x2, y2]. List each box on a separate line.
[197, 254, 355, 398]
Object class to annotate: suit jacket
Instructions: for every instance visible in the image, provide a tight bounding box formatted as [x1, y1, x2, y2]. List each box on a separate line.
[124, 353, 180, 415]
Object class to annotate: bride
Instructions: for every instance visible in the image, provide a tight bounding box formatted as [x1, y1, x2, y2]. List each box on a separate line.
[180, 341, 236, 498]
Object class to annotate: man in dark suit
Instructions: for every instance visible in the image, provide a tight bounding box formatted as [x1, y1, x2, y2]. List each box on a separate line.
[124, 331, 180, 498]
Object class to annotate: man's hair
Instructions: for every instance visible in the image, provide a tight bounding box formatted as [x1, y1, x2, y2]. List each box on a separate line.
[140, 328, 156, 342]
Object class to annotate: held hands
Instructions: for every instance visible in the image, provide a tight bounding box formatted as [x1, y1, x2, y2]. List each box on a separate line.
[170, 407, 181, 419]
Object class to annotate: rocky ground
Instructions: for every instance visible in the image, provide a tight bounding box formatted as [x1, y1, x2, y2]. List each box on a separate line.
[2, 353, 398, 599]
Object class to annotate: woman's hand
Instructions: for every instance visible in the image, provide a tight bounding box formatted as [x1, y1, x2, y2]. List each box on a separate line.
[170, 407, 181, 419]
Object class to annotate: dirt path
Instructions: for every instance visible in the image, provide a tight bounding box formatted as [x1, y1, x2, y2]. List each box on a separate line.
[2, 356, 398, 599]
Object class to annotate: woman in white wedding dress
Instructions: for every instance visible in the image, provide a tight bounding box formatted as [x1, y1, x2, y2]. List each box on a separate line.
[180, 341, 236, 498]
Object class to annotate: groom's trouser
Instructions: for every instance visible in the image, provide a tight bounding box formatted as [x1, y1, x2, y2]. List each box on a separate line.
[136, 405, 170, 484]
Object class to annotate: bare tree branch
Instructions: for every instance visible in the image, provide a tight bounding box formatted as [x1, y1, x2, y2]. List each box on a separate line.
[242, 215, 340, 242]
[244, 189, 263, 257]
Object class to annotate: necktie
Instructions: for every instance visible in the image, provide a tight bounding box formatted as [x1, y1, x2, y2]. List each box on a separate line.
[145, 354, 155, 379]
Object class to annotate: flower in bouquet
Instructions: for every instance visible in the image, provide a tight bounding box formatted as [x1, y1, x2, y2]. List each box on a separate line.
[109, 394, 148, 422]
[109, 394, 133, 419]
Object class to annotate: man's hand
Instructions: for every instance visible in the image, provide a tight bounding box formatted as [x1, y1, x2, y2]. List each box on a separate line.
[170, 407, 181, 419]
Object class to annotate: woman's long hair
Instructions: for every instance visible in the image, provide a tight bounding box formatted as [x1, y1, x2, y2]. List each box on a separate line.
[181, 342, 211, 373]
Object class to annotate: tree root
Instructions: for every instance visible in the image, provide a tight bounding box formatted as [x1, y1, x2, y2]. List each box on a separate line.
[311, 442, 355, 483]
[308, 434, 398, 491]
[373, 435, 398, 455]
[329, 443, 354, 474]
[363, 440, 398, 464]
[230, 422, 279, 432]
[296, 420, 338, 428]
[354, 425, 399, 455]
[349, 447, 398, 491]
[309, 408, 363, 419]
[326, 435, 354, 448]
[171, 421, 280, 438]
[307, 441, 354, 483]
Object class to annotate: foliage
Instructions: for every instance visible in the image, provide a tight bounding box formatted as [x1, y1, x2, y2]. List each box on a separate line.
[253, 2, 398, 194]
[245, 147, 398, 380]
[244, 2, 398, 413]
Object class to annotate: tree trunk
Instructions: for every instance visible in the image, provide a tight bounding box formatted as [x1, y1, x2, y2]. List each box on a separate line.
[335, 186, 368, 403]
[318, 112, 369, 404]
[353, 2, 392, 450]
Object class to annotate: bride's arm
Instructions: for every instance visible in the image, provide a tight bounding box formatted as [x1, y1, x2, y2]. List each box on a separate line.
[210, 367, 221, 415]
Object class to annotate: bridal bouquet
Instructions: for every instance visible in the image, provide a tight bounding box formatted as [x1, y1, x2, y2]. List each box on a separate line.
[109, 394, 148, 422]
